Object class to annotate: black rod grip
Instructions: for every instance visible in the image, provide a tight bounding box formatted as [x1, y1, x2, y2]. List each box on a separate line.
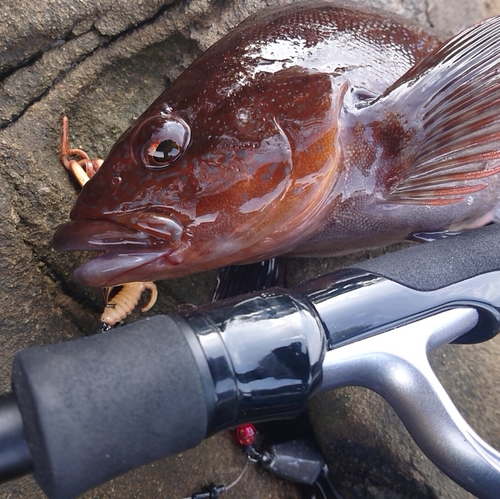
[11, 315, 210, 499]
[350, 224, 500, 291]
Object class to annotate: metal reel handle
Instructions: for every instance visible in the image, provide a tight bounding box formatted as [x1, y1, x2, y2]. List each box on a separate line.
[321, 307, 500, 499]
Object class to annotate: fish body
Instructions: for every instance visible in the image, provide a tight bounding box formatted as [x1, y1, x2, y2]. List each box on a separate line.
[54, 1, 500, 286]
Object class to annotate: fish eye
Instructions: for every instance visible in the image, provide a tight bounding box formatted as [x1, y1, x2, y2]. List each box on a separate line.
[133, 115, 191, 170]
[147, 139, 182, 165]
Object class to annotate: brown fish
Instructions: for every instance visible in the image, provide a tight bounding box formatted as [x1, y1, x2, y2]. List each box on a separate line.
[53, 1, 500, 287]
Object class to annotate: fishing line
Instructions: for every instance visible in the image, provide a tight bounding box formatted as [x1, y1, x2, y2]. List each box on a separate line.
[180, 457, 250, 499]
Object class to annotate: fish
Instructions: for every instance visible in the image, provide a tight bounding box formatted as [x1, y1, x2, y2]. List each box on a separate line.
[53, 1, 500, 287]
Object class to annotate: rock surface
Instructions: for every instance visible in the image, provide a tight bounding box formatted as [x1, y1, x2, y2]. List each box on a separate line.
[1, 0, 500, 498]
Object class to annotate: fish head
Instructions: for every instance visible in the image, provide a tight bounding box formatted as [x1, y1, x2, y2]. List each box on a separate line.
[54, 62, 343, 286]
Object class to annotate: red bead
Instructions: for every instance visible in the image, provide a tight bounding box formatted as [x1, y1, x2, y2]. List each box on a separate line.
[235, 424, 257, 446]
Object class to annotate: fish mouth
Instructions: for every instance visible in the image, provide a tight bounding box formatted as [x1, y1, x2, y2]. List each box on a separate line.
[53, 213, 185, 287]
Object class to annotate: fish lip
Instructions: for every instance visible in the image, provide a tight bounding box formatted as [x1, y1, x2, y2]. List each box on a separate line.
[53, 213, 185, 286]
[53, 213, 184, 252]
[72, 249, 173, 287]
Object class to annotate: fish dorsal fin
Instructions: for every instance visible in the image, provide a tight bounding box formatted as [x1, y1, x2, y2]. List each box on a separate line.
[374, 16, 500, 205]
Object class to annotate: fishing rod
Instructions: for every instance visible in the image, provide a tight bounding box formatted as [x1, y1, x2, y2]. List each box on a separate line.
[1, 224, 500, 499]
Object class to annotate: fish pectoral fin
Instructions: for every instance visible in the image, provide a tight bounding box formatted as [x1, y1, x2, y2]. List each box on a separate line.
[379, 16, 500, 206]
